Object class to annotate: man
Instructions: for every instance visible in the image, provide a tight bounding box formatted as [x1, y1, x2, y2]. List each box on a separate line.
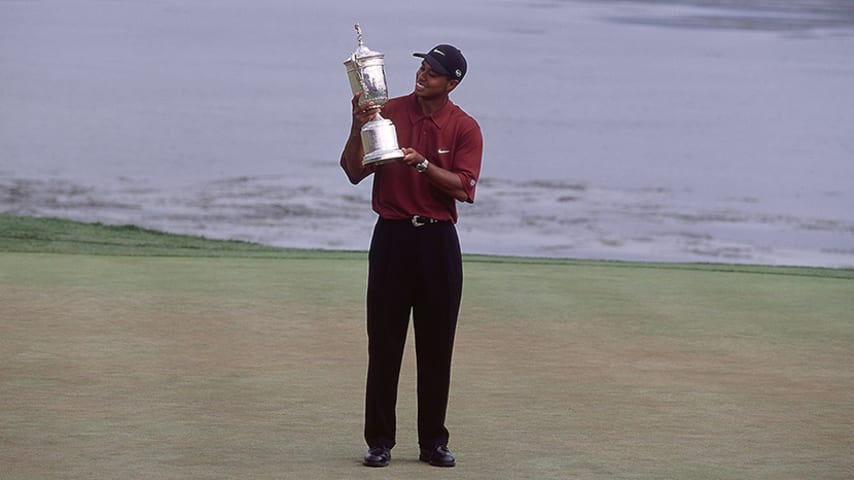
[340, 43, 483, 468]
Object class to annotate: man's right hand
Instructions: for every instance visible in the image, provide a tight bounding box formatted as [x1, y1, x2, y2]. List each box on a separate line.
[351, 92, 381, 133]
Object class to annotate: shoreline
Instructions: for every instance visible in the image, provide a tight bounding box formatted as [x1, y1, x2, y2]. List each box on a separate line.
[2, 213, 853, 278]
[2, 174, 853, 269]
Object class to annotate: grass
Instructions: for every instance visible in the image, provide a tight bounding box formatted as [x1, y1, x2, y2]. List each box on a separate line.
[0, 213, 341, 259]
[1, 214, 853, 479]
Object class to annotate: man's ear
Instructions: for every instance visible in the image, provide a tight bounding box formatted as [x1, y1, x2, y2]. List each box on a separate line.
[446, 79, 460, 93]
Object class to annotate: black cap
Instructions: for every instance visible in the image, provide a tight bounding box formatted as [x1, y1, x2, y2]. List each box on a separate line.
[413, 44, 467, 81]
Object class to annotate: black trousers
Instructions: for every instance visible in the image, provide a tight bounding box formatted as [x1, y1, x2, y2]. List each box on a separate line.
[364, 217, 463, 450]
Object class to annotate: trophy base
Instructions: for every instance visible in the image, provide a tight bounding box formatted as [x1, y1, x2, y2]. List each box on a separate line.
[363, 148, 404, 166]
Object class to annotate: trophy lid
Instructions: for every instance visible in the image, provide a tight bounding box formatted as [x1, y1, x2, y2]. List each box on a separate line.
[349, 23, 383, 61]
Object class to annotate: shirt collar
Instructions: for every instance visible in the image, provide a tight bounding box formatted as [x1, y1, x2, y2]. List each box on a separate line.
[407, 92, 453, 129]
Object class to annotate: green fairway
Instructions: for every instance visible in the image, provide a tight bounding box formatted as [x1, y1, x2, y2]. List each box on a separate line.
[1, 215, 852, 479]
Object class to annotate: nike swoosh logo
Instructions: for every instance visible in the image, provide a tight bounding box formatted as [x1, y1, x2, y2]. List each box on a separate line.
[438, 149, 450, 154]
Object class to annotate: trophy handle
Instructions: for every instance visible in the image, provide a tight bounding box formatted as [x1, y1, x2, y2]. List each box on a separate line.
[351, 54, 368, 95]
[355, 23, 364, 48]
[352, 24, 369, 97]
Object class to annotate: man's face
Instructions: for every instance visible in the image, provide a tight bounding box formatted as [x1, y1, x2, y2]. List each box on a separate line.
[414, 61, 458, 98]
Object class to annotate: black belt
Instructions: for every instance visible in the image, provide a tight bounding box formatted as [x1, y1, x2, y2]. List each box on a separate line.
[410, 215, 442, 227]
[380, 215, 446, 227]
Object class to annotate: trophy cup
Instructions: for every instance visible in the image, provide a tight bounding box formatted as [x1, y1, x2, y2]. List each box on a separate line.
[344, 23, 404, 166]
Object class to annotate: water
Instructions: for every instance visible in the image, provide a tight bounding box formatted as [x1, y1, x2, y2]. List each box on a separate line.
[2, 0, 853, 267]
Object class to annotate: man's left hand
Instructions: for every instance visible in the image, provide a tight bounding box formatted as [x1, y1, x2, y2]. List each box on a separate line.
[400, 147, 425, 168]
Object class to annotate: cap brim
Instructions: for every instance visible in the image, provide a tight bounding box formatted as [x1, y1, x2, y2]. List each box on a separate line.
[413, 52, 450, 76]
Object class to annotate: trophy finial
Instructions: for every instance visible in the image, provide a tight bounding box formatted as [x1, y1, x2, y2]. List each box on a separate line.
[355, 23, 363, 47]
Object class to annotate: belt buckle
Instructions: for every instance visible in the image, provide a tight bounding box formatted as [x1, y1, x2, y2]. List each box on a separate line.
[411, 215, 425, 227]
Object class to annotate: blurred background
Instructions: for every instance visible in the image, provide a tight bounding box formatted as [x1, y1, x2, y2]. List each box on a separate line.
[2, 0, 853, 267]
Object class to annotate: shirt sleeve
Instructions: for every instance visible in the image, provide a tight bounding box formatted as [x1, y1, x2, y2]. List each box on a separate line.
[453, 118, 484, 203]
[340, 151, 376, 185]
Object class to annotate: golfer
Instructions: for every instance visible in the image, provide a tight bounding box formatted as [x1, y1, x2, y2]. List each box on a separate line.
[340, 43, 483, 468]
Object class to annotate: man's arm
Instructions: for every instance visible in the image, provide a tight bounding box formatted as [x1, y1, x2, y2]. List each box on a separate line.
[341, 129, 367, 185]
[401, 147, 468, 202]
[401, 119, 483, 203]
[340, 93, 378, 184]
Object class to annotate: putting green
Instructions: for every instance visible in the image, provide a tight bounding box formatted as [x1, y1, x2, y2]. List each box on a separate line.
[1, 216, 852, 479]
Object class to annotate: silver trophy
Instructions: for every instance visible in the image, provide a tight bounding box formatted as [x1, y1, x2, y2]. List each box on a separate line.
[344, 23, 404, 166]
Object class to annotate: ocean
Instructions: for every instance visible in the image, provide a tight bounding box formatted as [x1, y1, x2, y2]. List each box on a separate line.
[2, 0, 853, 267]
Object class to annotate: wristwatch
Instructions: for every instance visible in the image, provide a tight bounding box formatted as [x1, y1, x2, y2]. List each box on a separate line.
[415, 159, 429, 173]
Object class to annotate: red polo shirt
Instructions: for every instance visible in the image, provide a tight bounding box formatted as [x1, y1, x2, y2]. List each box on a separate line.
[346, 93, 483, 224]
